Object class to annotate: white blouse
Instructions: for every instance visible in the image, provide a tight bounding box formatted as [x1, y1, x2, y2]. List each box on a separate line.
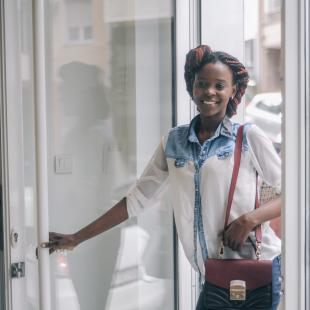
[126, 116, 281, 276]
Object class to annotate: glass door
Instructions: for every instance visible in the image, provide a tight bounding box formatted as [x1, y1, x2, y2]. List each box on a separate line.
[45, 1, 174, 309]
[1, 0, 175, 309]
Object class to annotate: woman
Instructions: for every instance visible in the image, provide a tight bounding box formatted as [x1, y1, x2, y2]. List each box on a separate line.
[43, 45, 282, 309]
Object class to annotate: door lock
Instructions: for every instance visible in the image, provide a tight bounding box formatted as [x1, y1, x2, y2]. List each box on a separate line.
[11, 262, 25, 278]
[10, 229, 19, 248]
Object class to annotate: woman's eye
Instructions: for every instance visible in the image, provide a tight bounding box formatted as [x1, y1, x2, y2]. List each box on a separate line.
[195, 80, 207, 88]
[215, 83, 225, 90]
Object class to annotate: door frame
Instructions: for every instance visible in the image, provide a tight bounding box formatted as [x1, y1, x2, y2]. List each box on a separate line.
[283, 0, 308, 309]
[0, 0, 13, 308]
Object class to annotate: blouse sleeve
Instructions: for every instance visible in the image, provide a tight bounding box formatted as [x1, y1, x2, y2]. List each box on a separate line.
[246, 124, 281, 193]
[126, 136, 169, 217]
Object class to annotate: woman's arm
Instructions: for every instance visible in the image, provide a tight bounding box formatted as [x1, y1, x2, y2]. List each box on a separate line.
[42, 197, 128, 253]
[223, 196, 281, 251]
[244, 196, 281, 227]
[43, 139, 168, 254]
[223, 125, 282, 251]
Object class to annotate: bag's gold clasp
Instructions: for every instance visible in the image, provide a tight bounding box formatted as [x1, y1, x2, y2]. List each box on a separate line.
[255, 241, 262, 260]
[230, 280, 246, 301]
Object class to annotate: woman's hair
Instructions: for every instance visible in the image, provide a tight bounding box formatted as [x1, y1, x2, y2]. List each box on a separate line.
[184, 45, 249, 117]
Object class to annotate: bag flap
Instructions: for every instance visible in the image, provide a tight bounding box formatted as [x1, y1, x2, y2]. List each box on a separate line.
[205, 259, 272, 290]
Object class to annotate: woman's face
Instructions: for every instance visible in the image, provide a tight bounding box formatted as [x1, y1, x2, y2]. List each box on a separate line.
[192, 61, 237, 119]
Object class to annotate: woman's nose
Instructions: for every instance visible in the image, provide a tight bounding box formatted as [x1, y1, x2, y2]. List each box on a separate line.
[204, 86, 216, 96]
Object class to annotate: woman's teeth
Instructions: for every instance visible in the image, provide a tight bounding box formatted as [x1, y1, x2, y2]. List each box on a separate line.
[202, 101, 216, 105]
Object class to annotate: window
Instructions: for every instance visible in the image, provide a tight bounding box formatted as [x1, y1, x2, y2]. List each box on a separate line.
[65, 0, 93, 43]
[264, 0, 281, 14]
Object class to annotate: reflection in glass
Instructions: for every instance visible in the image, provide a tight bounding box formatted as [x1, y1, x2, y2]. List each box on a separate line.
[46, 0, 174, 309]
[244, 0, 282, 152]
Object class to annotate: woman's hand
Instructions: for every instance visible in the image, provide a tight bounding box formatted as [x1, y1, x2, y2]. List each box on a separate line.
[41, 232, 80, 254]
[223, 197, 282, 251]
[223, 214, 255, 251]
[37, 198, 128, 257]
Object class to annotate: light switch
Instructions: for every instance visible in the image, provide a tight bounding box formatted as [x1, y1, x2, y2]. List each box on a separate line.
[54, 154, 73, 174]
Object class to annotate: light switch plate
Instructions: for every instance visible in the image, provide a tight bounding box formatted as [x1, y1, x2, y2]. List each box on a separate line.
[54, 154, 73, 174]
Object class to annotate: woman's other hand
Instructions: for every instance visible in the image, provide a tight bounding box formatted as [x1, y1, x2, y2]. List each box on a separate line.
[223, 197, 282, 251]
[223, 214, 255, 251]
[41, 232, 80, 254]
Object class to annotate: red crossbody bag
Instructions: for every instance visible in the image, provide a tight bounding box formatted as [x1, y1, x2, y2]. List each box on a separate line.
[203, 125, 273, 309]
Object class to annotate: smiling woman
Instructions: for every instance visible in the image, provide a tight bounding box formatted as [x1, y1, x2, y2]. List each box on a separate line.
[44, 44, 282, 310]
[184, 47, 249, 144]
[192, 61, 236, 121]
[185, 47, 248, 118]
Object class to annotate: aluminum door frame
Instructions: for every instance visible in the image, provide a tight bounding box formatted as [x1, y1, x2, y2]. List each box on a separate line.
[305, 0, 310, 309]
[0, 1, 52, 309]
[0, 0, 12, 308]
[283, 0, 307, 308]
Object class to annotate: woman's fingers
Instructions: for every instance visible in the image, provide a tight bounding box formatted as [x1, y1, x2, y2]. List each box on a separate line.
[36, 232, 76, 258]
[223, 229, 244, 251]
[40, 232, 75, 250]
[41, 240, 57, 248]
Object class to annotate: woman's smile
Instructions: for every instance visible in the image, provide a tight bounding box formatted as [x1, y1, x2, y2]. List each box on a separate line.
[201, 100, 218, 105]
[192, 61, 236, 119]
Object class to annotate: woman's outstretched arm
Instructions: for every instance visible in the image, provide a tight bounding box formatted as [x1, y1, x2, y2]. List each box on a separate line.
[42, 139, 169, 254]
[42, 197, 128, 254]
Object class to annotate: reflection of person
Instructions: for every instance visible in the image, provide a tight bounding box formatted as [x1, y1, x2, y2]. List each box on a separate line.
[43, 45, 282, 309]
[57, 62, 120, 308]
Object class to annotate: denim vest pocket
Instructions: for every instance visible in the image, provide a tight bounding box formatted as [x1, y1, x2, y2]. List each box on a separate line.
[216, 145, 234, 160]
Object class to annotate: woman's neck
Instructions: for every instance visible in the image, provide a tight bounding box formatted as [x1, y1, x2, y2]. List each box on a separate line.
[197, 114, 225, 142]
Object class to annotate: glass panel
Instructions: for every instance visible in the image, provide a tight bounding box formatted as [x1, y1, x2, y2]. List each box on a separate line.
[46, 0, 174, 309]
[244, 0, 282, 153]
[244, 0, 282, 244]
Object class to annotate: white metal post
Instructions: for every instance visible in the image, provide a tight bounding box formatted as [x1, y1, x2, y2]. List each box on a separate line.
[0, 1, 12, 308]
[33, 1, 51, 310]
[283, 0, 306, 309]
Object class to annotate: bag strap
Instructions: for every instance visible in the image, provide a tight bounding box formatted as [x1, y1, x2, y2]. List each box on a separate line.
[223, 125, 262, 258]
